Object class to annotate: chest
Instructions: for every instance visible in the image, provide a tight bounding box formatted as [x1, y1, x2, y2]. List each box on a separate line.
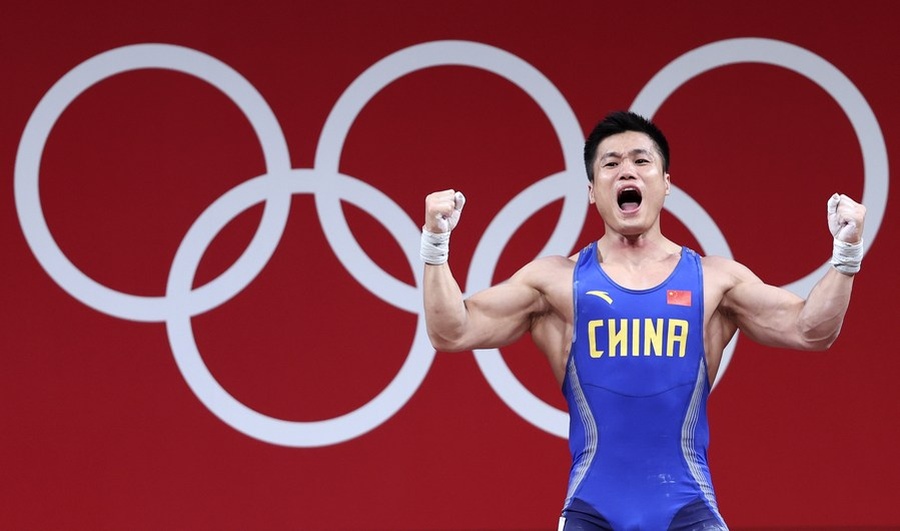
[570, 252, 705, 391]
[597, 259, 680, 290]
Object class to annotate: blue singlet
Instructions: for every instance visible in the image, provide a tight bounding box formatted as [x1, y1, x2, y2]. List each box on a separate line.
[560, 242, 727, 531]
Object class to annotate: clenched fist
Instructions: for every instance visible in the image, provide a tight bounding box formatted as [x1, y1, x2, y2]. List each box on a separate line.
[827, 193, 866, 244]
[424, 190, 466, 234]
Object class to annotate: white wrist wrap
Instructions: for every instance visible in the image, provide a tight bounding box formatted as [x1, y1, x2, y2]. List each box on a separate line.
[831, 238, 863, 275]
[420, 228, 451, 265]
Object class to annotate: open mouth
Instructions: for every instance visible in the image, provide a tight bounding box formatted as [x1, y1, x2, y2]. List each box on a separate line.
[617, 187, 642, 212]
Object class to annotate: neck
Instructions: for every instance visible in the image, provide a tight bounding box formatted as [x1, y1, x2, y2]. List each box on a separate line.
[596, 226, 680, 265]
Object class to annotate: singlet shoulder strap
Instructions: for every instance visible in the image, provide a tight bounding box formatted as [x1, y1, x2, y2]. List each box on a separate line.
[575, 241, 598, 269]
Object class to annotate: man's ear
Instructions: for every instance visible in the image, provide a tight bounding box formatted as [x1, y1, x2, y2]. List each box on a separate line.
[588, 181, 595, 204]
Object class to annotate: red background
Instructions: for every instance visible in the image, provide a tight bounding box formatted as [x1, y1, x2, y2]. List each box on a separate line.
[2, 1, 898, 529]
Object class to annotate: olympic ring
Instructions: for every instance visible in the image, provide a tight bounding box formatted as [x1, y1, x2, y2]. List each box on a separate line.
[15, 44, 293, 321]
[632, 37, 888, 391]
[15, 38, 887, 446]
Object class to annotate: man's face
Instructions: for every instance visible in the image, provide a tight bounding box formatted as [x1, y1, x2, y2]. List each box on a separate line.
[589, 130, 670, 237]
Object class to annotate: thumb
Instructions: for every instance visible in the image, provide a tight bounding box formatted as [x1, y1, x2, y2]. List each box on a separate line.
[454, 191, 466, 215]
[448, 191, 466, 231]
[827, 193, 840, 216]
[827, 193, 842, 237]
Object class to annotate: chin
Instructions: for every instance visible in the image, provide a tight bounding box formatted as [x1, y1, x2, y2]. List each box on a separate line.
[611, 216, 651, 236]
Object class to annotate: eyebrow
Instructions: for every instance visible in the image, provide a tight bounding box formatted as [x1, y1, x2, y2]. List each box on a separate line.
[599, 148, 655, 161]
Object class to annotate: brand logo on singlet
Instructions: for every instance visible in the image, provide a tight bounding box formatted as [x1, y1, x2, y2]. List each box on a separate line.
[587, 318, 689, 358]
[586, 290, 614, 304]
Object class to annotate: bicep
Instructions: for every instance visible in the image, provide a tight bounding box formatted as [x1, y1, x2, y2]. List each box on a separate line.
[721, 271, 807, 349]
[460, 279, 546, 349]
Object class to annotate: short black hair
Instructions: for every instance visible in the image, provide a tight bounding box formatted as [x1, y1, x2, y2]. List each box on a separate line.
[583, 111, 670, 181]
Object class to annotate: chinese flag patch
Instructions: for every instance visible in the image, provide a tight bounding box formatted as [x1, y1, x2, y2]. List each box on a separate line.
[667, 289, 692, 307]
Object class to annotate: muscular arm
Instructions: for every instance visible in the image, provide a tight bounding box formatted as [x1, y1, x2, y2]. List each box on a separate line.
[715, 193, 866, 351]
[420, 189, 553, 352]
[424, 262, 546, 352]
[716, 261, 854, 351]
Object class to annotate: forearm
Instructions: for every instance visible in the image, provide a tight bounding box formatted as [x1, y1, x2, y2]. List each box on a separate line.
[797, 267, 855, 349]
[791, 193, 865, 349]
[419, 189, 537, 352]
[420, 189, 469, 350]
[423, 262, 470, 350]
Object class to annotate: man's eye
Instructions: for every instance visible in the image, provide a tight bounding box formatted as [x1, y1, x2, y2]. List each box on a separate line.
[603, 161, 618, 168]
[636, 158, 649, 164]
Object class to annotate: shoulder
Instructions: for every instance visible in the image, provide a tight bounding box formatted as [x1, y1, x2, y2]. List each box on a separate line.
[511, 254, 576, 286]
[700, 254, 765, 298]
[517, 254, 577, 274]
[701, 254, 760, 283]
[700, 254, 768, 312]
[506, 255, 577, 312]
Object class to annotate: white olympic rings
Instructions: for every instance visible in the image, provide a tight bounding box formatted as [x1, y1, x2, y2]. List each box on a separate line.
[15, 38, 888, 446]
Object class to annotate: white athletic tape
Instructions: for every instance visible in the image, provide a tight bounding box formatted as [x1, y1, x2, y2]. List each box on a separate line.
[831, 238, 863, 275]
[420, 229, 451, 265]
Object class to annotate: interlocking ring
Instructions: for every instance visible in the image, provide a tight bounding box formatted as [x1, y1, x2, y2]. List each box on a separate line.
[15, 38, 887, 446]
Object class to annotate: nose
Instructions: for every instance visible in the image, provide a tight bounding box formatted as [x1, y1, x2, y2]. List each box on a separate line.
[617, 159, 637, 179]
